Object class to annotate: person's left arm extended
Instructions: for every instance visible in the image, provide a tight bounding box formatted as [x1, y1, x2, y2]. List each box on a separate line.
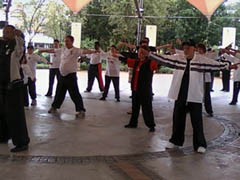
[37, 54, 51, 64]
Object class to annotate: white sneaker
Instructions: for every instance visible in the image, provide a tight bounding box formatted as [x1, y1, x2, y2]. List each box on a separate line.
[48, 107, 57, 113]
[197, 147, 206, 154]
[165, 142, 178, 149]
[76, 111, 85, 118]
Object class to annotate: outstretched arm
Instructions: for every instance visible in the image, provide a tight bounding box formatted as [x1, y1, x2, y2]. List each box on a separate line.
[38, 48, 55, 53]
[118, 42, 136, 50]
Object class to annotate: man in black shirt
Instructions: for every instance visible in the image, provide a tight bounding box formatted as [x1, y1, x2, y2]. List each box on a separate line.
[0, 25, 30, 152]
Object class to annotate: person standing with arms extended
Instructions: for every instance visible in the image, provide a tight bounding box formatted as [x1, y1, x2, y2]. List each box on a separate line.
[99, 45, 121, 102]
[48, 35, 96, 118]
[150, 40, 239, 153]
[84, 41, 104, 93]
[44, 39, 61, 97]
[26, 45, 50, 106]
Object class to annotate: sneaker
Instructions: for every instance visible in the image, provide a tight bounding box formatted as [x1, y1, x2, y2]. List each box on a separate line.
[99, 97, 106, 101]
[197, 147, 206, 154]
[76, 111, 85, 118]
[124, 124, 137, 128]
[165, 142, 178, 149]
[149, 127, 155, 132]
[116, 98, 120, 102]
[48, 107, 57, 113]
[10, 145, 28, 153]
[229, 102, 237, 105]
[207, 113, 213, 117]
[0, 139, 8, 144]
[31, 99, 37, 106]
[84, 90, 91, 93]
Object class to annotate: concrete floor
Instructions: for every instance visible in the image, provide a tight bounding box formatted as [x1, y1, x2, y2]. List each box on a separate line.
[0, 70, 240, 180]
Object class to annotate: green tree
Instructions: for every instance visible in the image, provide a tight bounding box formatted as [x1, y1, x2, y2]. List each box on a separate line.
[43, 0, 72, 44]
[16, 0, 47, 43]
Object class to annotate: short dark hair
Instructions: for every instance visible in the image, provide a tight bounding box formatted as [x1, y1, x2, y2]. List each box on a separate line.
[140, 40, 148, 46]
[111, 45, 117, 50]
[54, 39, 59, 43]
[182, 39, 196, 48]
[95, 41, 100, 46]
[197, 43, 206, 53]
[65, 35, 74, 42]
[144, 37, 149, 42]
[27, 45, 34, 50]
[5, 25, 15, 30]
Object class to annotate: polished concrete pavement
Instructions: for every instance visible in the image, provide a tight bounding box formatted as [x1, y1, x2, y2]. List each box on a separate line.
[0, 70, 240, 180]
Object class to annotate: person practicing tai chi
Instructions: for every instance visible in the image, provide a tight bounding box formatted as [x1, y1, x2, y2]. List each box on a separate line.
[220, 48, 240, 105]
[47, 35, 96, 118]
[196, 43, 214, 117]
[150, 40, 240, 153]
[124, 43, 159, 132]
[0, 25, 30, 152]
[84, 41, 104, 93]
[99, 45, 122, 102]
[26, 45, 50, 106]
[39, 39, 61, 97]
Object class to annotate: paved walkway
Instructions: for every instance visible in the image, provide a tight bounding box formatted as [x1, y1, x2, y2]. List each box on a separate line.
[0, 70, 240, 180]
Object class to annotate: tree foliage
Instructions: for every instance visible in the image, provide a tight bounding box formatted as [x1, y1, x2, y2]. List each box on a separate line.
[16, 0, 240, 49]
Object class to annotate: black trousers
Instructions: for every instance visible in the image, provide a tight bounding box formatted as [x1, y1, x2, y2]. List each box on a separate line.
[0, 81, 30, 146]
[221, 70, 230, 91]
[231, 81, 240, 103]
[128, 91, 155, 128]
[86, 64, 104, 92]
[204, 82, 213, 114]
[23, 83, 29, 106]
[102, 75, 120, 99]
[169, 100, 207, 151]
[210, 72, 214, 91]
[46, 68, 60, 96]
[27, 78, 36, 100]
[52, 73, 85, 112]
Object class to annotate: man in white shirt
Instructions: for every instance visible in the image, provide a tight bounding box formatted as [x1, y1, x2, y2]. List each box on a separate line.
[48, 35, 95, 118]
[85, 41, 104, 93]
[26, 45, 50, 106]
[44, 39, 61, 97]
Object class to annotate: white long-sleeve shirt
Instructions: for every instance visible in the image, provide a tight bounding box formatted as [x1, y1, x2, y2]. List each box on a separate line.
[21, 64, 34, 84]
[150, 52, 229, 103]
[101, 52, 120, 77]
[26, 53, 48, 77]
[222, 53, 240, 82]
[87, 49, 103, 65]
[9, 36, 24, 82]
[55, 47, 84, 76]
[49, 48, 61, 69]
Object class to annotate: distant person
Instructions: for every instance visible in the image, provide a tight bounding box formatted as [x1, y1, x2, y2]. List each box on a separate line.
[41, 39, 61, 97]
[26, 45, 50, 105]
[84, 41, 104, 93]
[99, 45, 121, 102]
